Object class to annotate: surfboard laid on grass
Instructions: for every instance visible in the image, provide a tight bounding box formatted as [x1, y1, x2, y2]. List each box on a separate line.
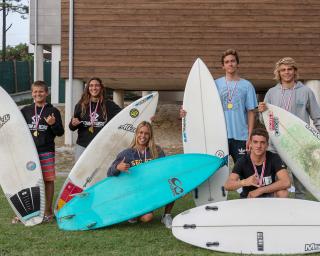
[182, 58, 228, 206]
[262, 103, 320, 200]
[0, 86, 45, 226]
[55, 92, 158, 213]
[56, 153, 225, 231]
[172, 198, 320, 254]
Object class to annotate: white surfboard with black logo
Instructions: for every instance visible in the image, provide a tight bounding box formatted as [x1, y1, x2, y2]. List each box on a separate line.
[55, 92, 158, 213]
[0, 86, 45, 226]
[182, 58, 229, 206]
[172, 198, 320, 254]
[262, 103, 320, 200]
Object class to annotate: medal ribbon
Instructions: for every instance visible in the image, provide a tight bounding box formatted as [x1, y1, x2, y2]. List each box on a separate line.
[89, 100, 99, 127]
[225, 78, 238, 106]
[280, 84, 296, 111]
[34, 103, 46, 132]
[251, 158, 266, 186]
[137, 148, 147, 163]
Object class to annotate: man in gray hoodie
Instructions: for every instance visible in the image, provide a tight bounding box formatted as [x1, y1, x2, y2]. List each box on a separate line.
[258, 57, 320, 199]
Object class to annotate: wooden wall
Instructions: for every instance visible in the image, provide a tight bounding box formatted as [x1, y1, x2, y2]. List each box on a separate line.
[61, 0, 320, 92]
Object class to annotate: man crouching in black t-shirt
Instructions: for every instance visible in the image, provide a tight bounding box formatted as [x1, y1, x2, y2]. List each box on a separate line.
[224, 128, 291, 198]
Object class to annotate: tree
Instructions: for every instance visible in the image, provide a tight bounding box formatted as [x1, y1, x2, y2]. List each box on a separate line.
[0, 43, 32, 60]
[0, 0, 28, 61]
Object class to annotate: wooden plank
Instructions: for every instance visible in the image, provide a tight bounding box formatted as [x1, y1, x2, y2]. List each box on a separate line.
[60, 0, 320, 90]
[61, 25, 319, 34]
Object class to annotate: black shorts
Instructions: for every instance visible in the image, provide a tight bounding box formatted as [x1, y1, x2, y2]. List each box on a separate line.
[228, 139, 246, 163]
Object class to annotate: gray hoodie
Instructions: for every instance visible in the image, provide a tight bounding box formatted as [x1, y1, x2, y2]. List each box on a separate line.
[264, 81, 320, 131]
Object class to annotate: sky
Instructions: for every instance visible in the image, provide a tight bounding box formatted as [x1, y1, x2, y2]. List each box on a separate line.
[0, 0, 29, 48]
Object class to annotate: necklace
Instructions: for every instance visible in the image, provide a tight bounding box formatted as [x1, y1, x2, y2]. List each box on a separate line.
[250, 157, 266, 186]
[136, 148, 147, 163]
[33, 103, 46, 137]
[225, 77, 238, 109]
[88, 100, 99, 133]
[280, 84, 296, 111]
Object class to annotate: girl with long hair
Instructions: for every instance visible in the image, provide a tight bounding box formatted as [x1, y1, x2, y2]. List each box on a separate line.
[108, 121, 174, 228]
[69, 77, 121, 160]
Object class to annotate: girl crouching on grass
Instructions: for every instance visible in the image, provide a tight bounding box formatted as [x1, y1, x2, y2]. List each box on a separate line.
[107, 121, 174, 228]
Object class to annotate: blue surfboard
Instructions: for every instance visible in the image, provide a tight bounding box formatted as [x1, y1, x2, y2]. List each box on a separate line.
[56, 153, 225, 231]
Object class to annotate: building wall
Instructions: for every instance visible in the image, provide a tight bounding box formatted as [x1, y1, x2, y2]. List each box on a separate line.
[60, 0, 320, 92]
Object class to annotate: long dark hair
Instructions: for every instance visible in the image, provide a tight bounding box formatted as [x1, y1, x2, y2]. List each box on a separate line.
[78, 77, 107, 119]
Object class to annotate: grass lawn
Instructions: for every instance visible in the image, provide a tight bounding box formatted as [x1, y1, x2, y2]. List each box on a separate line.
[0, 177, 319, 256]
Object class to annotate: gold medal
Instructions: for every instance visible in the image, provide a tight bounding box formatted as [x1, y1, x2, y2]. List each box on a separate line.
[88, 126, 94, 133]
[227, 102, 233, 109]
[33, 130, 39, 137]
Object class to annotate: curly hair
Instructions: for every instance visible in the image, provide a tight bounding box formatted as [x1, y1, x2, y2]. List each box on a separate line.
[273, 57, 299, 82]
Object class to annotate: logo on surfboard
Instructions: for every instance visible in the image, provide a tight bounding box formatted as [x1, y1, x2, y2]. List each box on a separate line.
[134, 94, 153, 107]
[215, 150, 225, 158]
[168, 178, 184, 196]
[305, 243, 320, 252]
[26, 161, 36, 171]
[0, 114, 10, 128]
[182, 117, 187, 142]
[305, 124, 320, 140]
[268, 112, 280, 136]
[129, 108, 139, 118]
[257, 232, 264, 251]
[118, 123, 136, 133]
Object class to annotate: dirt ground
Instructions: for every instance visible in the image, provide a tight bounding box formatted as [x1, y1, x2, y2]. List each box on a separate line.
[54, 103, 183, 174]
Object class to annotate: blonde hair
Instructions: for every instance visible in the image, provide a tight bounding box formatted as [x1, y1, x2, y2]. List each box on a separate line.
[130, 121, 159, 159]
[273, 57, 299, 82]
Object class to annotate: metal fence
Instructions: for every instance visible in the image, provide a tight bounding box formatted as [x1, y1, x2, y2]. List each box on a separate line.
[0, 60, 65, 102]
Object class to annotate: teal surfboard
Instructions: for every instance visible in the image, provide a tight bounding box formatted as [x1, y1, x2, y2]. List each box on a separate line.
[56, 153, 225, 231]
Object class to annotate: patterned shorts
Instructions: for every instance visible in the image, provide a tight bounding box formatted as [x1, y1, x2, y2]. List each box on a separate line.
[39, 152, 56, 181]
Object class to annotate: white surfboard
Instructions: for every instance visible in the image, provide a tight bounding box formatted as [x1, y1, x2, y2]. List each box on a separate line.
[262, 103, 320, 200]
[172, 198, 320, 254]
[0, 86, 45, 226]
[182, 58, 228, 206]
[55, 92, 158, 212]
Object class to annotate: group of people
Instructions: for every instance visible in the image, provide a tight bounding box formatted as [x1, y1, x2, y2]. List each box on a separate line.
[221, 51, 320, 200]
[15, 48, 320, 229]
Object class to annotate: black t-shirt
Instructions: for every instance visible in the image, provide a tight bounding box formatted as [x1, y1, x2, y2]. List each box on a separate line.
[69, 99, 121, 147]
[232, 151, 287, 198]
[21, 103, 64, 153]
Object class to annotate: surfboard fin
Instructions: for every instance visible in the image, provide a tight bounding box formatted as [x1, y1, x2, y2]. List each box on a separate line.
[183, 224, 196, 229]
[205, 205, 218, 211]
[206, 242, 219, 247]
[194, 188, 198, 199]
[60, 214, 76, 220]
[70, 192, 89, 198]
[86, 221, 97, 229]
[221, 186, 226, 197]
[221, 156, 229, 167]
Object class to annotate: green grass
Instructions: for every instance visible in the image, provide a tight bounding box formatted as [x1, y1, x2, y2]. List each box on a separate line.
[0, 178, 319, 256]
